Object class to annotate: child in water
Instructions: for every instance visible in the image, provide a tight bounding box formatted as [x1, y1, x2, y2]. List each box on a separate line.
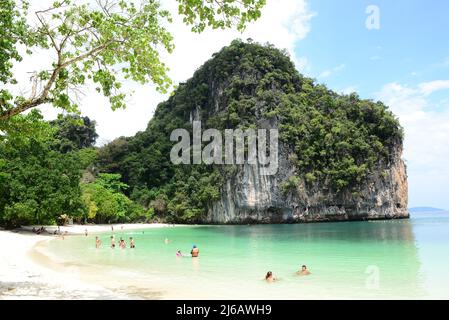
[176, 250, 183, 257]
[129, 237, 135, 249]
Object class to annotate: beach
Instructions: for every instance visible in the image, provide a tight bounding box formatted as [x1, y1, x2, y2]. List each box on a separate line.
[0, 224, 173, 300]
[1, 215, 449, 300]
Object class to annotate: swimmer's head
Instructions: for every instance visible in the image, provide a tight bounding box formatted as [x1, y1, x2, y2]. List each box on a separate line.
[302, 265, 307, 270]
[265, 271, 272, 279]
[192, 245, 197, 248]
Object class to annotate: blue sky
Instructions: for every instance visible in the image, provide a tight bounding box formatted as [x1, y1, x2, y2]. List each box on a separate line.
[292, 0, 449, 209]
[298, 0, 449, 96]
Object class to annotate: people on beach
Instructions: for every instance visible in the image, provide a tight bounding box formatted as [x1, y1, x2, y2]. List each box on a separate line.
[85, 229, 88, 236]
[176, 250, 183, 257]
[129, 237, 135, 249]
[110, 235, 116, 248]
[35, 226, 46, 235]
[111, 225, 114, 232]
[95, 236, 101, 248]
[265, 271, 276, 282]
[191, 245, 199, 257]
[297, 265, 311, 276]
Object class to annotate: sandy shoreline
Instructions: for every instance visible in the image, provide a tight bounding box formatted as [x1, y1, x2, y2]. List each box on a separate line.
[0, 223, 176, 299]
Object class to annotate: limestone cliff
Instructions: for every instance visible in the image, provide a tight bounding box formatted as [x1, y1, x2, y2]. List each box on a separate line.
[102, 40, 409, 224]
[206, 143, 408, 223]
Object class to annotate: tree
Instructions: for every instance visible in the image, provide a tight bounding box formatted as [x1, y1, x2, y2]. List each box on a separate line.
[0, 111, 84, 227]
[50, 114, 98, 152]
[0, 0, 266, 122]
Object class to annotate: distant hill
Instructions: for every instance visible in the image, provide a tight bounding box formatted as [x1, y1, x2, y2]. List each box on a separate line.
[409, 207, 445, 213]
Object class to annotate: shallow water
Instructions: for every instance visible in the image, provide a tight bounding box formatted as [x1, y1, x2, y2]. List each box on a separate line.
[45, 213, 449, 299]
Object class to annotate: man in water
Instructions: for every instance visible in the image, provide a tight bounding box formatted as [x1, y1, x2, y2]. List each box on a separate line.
[297, 265, 311, 276]
[129, 237, 135, 249]
[110, 235, 116, 248]
[95, 236, 101, 249]
[191, 245, 199, 257]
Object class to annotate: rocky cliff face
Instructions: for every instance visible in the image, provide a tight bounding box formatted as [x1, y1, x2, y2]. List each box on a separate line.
[104, 40, 409, 224]
[206, 143, 408, 223]
[195, 97, 409, 224]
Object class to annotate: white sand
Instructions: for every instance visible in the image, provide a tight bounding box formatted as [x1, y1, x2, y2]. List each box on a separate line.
[0, 223, 174, 299]
[20, 222, 176, 235]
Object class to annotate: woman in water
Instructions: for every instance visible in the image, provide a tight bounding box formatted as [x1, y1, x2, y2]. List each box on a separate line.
[265, 271, 276, 282]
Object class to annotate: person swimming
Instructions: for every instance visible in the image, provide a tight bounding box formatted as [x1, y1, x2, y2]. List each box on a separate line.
[110, 235, 115, 248]
[297, 265, 311, 276]
[265, 271, 276, 282]
[164, 237, 172, 244]
[176, 250, 183, 257]
[129, 237, 135, 249]
[95, 236, 101, 249]
[190, 245, 199, 257]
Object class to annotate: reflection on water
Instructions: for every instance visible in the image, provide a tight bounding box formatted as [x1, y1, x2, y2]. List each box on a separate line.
[44, 215, 449, 299]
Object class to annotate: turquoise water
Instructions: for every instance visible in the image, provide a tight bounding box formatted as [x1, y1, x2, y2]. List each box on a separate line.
[46, 213, 449, 299]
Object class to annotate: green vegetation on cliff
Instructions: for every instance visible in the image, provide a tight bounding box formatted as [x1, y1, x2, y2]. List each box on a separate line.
[97, 40, 403, 222]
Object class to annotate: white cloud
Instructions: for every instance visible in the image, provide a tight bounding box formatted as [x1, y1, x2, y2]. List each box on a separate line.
[10, 0, 315, 144]
[418, 80, 449, 96]
[318, 64, 345, 79]
[377, 80, 449, 208]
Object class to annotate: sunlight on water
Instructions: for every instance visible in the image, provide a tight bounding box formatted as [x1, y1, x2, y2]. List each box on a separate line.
[46, 214, 449, 299]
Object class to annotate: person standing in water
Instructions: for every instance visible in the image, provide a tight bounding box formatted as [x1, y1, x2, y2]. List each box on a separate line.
[265, 271, 276, 282]
[85, 229, 88, 236]
[191, 245, 199, 257]
[129, 237, 135, 249]
[297, 265, 311, 276]
[95, 236, 101, 248]
[119, 238, 126, 249]
[110, 235, 116, 248]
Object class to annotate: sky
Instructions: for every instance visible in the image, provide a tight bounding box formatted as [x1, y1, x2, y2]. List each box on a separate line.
[14, 0, 449, 209]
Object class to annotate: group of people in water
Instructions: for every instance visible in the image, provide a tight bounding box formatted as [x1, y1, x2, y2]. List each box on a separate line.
[93, 233, 309, 281]
[93, 234, 198, 257]
[265, 265, 311, 282]
[175, 245, 199, 258]
[95, 235, 135, 249]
